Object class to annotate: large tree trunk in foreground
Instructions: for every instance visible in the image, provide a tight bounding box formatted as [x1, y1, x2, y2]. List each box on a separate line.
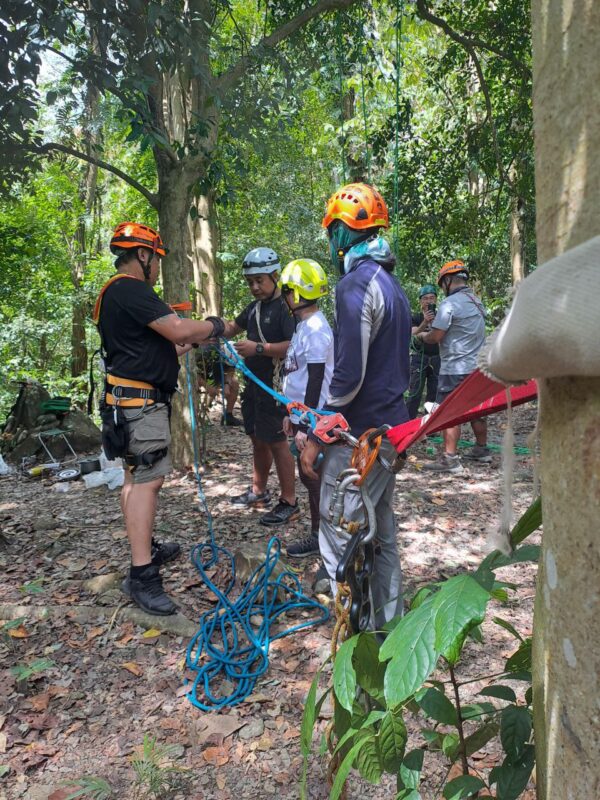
[530, 2, 600, 798]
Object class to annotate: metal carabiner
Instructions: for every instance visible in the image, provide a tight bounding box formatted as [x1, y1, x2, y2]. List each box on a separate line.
[329, 468, 360, 526]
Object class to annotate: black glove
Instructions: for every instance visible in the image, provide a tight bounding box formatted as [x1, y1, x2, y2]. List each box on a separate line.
[206, 316, 225, 338]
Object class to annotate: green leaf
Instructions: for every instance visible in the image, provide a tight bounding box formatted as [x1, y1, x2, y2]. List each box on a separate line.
[0, 766, 9, 778]
[490, 745, 535, 800]
[432, 575, 491, 664]
[300, 668, 329, 757]
[329, 738, 367, 800]
[505, 638, 532, 673]
[381, 599, 439, 706]
[417, 687, 458, 725]
[333, 636, 359, 712]
[492, 617, 524, 641]
[399, 749, 424, 790]
[395, 791, 421, 800]
[478, 685, 517, 703]
[500, 706, 532, 760]
[441, 733, 460, 759]
[461, 702, 497, 721]
[379, 708, 407, 772]
[510, 496, 542, 546]
[462, 721, 500, 758]
[442, 775, 486, 799]
[354, 633, 386, 702]
[356, 732, 384, 784]
[420, 728, 444, 750]
[410, 585, 434, 610]
[487, 545, 541, 570]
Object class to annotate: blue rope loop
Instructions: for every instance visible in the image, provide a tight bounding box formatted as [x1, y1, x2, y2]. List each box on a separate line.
[182, 345, 329, 712]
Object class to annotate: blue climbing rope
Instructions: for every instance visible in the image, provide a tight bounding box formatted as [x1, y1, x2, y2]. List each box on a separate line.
[182, 348, 329, 712]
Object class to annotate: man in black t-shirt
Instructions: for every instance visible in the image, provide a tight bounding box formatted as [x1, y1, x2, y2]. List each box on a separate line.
[407, 283, 441, 419]
[95, 222, 225, 616]
[222, 247, 299, 526]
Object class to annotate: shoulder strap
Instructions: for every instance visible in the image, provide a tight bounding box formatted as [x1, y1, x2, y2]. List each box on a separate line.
[92, 274, 139, 325]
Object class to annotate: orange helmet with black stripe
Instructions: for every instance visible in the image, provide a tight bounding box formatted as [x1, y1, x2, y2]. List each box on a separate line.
[437, 260, 469, 286]
[110, 222, 167, 257]
[322, 183, 389, 231]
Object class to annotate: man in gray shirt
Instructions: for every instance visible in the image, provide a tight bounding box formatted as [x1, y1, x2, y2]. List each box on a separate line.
[415, 260, 490, 473]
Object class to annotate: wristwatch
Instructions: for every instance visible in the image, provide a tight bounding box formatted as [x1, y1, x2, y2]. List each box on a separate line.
[255, 343, 265, 355]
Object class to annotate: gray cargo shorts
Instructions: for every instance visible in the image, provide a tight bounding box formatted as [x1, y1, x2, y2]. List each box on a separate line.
[123, 403, 172, 484]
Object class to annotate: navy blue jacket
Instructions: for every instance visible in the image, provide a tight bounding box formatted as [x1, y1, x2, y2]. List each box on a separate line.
[324, 258, 411, 436]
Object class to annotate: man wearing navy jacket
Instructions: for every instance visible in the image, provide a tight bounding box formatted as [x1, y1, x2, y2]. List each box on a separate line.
[301, 183, 411, 628]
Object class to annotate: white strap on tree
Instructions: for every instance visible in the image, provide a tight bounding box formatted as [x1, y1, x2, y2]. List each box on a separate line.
[481, 235, 600, 382]
[254, 301, 283, 392]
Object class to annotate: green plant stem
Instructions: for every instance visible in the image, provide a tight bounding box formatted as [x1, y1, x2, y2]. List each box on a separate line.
[448, 664, 469, 776]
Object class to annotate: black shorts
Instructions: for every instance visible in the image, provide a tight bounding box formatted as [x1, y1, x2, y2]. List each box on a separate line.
[435, 373, 470, 405]
[241, 383, 286, 443]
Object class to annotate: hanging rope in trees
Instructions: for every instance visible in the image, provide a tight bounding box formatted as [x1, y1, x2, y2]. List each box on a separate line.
[393, 0, 406, 258]
[335, 10, 347, 184]
[357, 6, 372, 182]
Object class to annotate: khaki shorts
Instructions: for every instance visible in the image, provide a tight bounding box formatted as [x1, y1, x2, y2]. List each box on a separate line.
[123, 404, 172, 484]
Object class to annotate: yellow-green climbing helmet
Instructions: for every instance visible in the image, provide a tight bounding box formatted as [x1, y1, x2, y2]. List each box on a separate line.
[279, 258, 329, 304]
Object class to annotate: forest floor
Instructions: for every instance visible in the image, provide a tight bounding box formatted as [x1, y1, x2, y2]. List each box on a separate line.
[0, 403, 539, 800]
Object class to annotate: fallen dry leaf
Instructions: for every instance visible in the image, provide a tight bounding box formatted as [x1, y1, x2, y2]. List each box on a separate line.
[142, 628, 161, 639]
[86, 626, 105, 641]
[8, 625, 29, 638]
[0, 732, 6, 753]
[28, 693, 51, 712]
[216, 774, 226, 790]
[202, 745, 230, 766]
[121, 662, 143, 677]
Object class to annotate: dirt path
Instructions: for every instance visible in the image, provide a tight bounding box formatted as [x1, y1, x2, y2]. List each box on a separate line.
[0, 405, 538, 800]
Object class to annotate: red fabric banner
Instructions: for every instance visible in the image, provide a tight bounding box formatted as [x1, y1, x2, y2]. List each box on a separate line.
[386, 370, 537, 453]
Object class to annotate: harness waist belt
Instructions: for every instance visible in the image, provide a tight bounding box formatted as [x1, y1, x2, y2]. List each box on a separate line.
[104, 374, 172, 408]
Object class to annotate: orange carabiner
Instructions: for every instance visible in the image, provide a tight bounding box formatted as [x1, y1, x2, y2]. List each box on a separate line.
[351, 428, 382, 484]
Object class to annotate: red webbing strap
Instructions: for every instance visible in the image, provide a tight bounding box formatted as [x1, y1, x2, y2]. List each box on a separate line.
[386, 370, 538, 453]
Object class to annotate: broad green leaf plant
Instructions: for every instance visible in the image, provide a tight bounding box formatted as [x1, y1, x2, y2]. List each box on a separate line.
[301, 497, 542, 800]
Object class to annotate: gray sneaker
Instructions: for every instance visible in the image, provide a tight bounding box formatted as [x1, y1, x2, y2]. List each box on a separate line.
[422, 454, 464, 474]
[463, 445, 493, 463]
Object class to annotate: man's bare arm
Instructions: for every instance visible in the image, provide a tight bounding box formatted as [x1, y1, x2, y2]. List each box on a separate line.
[223, 320, 243, 338]
[419, 327, 446, 345]
[148, 314, 221, 344]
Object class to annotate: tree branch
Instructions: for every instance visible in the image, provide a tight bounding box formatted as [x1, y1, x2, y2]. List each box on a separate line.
[416, 0, 514, 192]
[35, 142, 159, 208]
[415, 0, 531, 78]
[216, 0, 362, 92]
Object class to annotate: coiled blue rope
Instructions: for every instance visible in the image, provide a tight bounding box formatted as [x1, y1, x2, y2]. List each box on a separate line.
[182, 348, 329, 711]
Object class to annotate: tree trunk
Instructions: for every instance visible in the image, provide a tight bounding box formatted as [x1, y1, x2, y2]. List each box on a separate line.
[510, 194, 526, 285]
[530, 2, 600, 798]
[156, 159, 200, 469]
[191, 191, 221, 317]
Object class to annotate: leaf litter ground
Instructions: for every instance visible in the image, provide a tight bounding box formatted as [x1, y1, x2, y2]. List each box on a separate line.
[0, 403, 538, 799]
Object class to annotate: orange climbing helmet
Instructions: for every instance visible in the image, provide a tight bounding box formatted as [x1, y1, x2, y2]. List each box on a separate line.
[322, 182, 389, 231]
[437, 259, 469, 285]
[109, 222, 167, 257]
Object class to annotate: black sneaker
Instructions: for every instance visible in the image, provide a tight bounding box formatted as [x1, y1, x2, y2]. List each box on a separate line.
[462, 445, 493, 463]
[312, 563, 332, 596]
[221, 412, 242, 427]
[230, 487, 272, 507]
[286, 532, 320, 559]
[260, 498, 300, 526]
[151, 538, 181, 567]
[121, 565, 177, 616]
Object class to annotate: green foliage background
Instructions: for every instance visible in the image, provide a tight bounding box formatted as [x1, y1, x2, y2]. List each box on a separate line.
[0, 0, 533, 419]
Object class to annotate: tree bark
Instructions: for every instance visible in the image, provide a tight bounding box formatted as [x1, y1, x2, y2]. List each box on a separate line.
[510, 194, 526, 284]
[530, 2, 600, 798]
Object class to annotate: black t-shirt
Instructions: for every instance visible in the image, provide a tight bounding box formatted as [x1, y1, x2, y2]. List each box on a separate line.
[411, 312, 439, 357]
[235, 295, 296, 384]
[98, 277, 179, 392]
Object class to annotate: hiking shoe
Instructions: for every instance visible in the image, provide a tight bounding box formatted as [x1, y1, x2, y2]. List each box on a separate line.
[422, 454, 464, 474]
[122, 565, 177, 616]
[286, 532, 320, 559]
[151, 538, 181, 567]
[259, 498, 300, 526]
[221, 412, 242, 427]
[462, 445, 493, 463]
[312, 563, 332, 596]
[230, 487, 272, 507]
